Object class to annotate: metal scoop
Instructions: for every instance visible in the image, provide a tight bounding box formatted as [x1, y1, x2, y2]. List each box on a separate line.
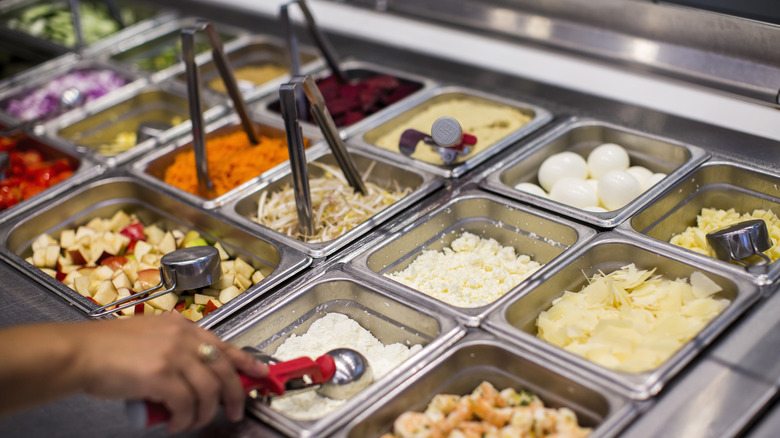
[399, 116, 477, 164]
[0, 152, 9, 181]
[0, 87, 83, 136]
[706, 219, 773, 267]
[129, 347, 372, 428]
[135, 120, 173, 144]
[88, 245, 221, 318]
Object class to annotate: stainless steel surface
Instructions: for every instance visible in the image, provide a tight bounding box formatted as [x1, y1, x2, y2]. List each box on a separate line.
[348, 188, 597, 326]
[255, 59, 436, 139]
[707, 219, 773, 266]
[484, 232, 761, 400]
[620, 160, 780, 285]
[0, 175, 311, 328]
[337, 330, 637, 438]
[317, 348, 373, 400]
[355, 86, 553, 178]
[480, 117, 709, 228]
[229, 148, 442, 258]
[218, 268, 463, 438]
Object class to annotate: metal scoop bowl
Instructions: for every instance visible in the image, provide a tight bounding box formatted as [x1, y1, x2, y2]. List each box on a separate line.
[706, 219, 773, 267]
[88, 245, 222, 318]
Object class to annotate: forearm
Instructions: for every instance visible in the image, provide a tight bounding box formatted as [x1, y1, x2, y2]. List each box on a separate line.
[0, 322, 86, 417]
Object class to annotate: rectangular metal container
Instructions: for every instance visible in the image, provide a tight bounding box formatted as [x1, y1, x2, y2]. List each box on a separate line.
[480, 117, 709, 228]
[173, 35, 322, 104]
[226, 148, 442, 259]
[253, 59, 436, 139]
[619, 160, 780, 285]
[337, 330, 637, 438]
[0, 128, 101, 223]
[0, 176, 311, 329]
[347, 189, 597, 326]
[354, 85, 553, 178]
[131, 113, 322, 210]
[42, 82, 223, 167]
[483, 232, 760, 399]
[105, 17, 248, 84]
[218, 268, 464, 438]
[0, 0, 172, 57]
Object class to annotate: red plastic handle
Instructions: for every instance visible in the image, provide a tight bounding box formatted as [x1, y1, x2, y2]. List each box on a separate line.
[140, 354, 336, 427]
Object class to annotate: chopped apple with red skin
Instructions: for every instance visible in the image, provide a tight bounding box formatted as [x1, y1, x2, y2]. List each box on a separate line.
[74, 276, 91, 297]
[137, 268, 161, 290]
[234, 273, 252, 291]
[180, 307, 203, 322]
[67, 246, 89, 265]
[133, 240, 152, 262]
[126, 240, 137, 255]
[174, 300, 187, 311]
[56, 271, 66, 281]
[101, 256, 128, 271]
[203, 299, 221, 316]
[59, 229, 76, 248]
[158, 232, 177, 254]
[119, 222, 145, 242]
[219, 285, 241, 304]
[108, 210, 132, 232]
[112, 271, 133, 289]
[148, 292, 179, 311]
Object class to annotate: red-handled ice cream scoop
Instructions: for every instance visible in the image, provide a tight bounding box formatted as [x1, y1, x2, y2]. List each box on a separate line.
[127, 351, 343, 428]
[399, 116, 477, 164]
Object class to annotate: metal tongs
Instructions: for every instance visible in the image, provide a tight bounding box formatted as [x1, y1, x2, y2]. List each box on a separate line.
[280, 0, 347, 83]
[279, 75, 367, 237]
[181, 20, 261, 196]
[706, 219, 773, 268]
[129, 347, 372, 428]
[67, 0, 126, 50]
[88, 246, 221, 318]
[399, 116, 477, 164]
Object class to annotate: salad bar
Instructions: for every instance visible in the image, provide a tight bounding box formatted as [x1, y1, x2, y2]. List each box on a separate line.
[1, 0, 780, 437]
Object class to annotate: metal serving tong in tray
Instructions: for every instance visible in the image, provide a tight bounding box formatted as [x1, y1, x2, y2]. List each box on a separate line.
[706, 219, 773, 268]
[67, 0, 126, 50]
[279, 75, 367, 237]
[127, 347, 373, 428]
[399, 116, 477, 164]
[181, 20, 261, 196]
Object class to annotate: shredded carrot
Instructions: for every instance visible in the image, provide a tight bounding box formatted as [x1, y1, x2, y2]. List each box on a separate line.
[162, 130, 295, 197]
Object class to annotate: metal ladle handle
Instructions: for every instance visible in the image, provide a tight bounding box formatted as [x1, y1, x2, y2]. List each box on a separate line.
[67, 0, 86, 50]
[706, 219, 773, 268]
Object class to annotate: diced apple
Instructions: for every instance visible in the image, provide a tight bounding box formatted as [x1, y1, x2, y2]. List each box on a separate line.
[59, 229, 76, 248]
[92, 265, 114, 282]
[221, 260, 234, 274]
[62, 270, 83, 285]
[251, 270, 265, 284]
[120, 305, 134, 316]
[137, 268, 161, 290]
[141, 254, 160, 266]
[234, 258, 254, 280]
[40, 268, 57, 278]
[86, 217, 107, 233]
[213, 242, 229, 261]
[181, 307, 203, 322]
[212, 274, 234, 290]
[182, 230, 208, 248]
[112, 271, 133, 289]
[76, 266, 95, 277]
[133, 240, 152, 261]
[44, 245, 60, 268]
[148, 291, 179, 312]
[108, 210, 132, 232]
[219, 285, 242, 304]
[145, 225, 165, 246]
[201, 288, 220, 297]
[137, 262, 157, 272]
[114, 233, 130, 254]
[101, 256, 128, 271]
[75, 226, 96, 243]
[172, 229, 184, 246]
[116, 287, 132, 298]
[74, 276, 91, 297]
[194, 294, 211, 305]
[32, 234, 56, 251]
[234, 273, 252, 291]
[67, 246, 89, 265]
[158, 232, 177, 254]
[203, 299, 222, 316]
[32, 248, 46, 267]
[92, 281, 118, 305]
[122, 258, 139, 283]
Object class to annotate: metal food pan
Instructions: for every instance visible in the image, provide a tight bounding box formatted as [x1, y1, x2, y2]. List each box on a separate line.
[483, 233, 759, 400]
[337, 330, 636, 438]
[173, 35, 323, 103]
[348, 189, 597, 326]
[42, 82, 223, 167]
[480, 117, 709, 228]
[131, 113, 322, 210]
[0, 128, 101, 223]
[0, 59, 146, 126]
[227, 147, 442, 259]
[219, 269, 463, 438]
[620, 160, 780, 285]
[354, 86, 553, 178]
[0, 176, 311, 329]
[254, 59, 436, 138]
[0, 0, 172, 57]
[106, 17, 248, 84]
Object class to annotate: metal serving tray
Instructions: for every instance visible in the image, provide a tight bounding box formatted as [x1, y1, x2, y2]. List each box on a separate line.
[0, 58, 146, 126]
[131, 113, 323, 210]
[0, 0, 172, 57]
[227, 148, 442, 259]
[480, 117, 709, 228]
[354, 86, 553, 178]
[42, 82, 223, 167]
[619, 159, 780, 285]
[254, 59, 436, 139]
[105, 17, 248, 85]
[483, 232, 760, 400]
[0, 128, 101, 223]
[218, 268, 463, 438]
[337, 329, 637, 438]
[347, 189, 597, 326]
[0, 176, 311, 329]
[173, 34, 323, 104]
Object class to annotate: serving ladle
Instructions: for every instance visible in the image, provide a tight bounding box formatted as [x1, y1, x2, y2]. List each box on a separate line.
[399, 116, 478, 164]
[88, 245, 222, 318]
[182, 20, 261, 196]
[706, 219, 773, 267]
[0, 87, 83, 137]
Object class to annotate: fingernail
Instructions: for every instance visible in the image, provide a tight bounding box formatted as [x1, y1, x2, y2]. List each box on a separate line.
[228, 406, 244, 422]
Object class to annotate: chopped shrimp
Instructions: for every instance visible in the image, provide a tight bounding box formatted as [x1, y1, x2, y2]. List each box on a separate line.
[393, 412, 433, 438]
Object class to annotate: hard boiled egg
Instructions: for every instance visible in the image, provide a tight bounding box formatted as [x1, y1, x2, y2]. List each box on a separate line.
[550, 177, 599, 209]
[587, 143, 630, 179]
[644, 172, 667, 190]
[514, 182, 549, 198]
[538, 152, 588, 191]
[626, 166, 653, 188]
[598, 170, 642, 210]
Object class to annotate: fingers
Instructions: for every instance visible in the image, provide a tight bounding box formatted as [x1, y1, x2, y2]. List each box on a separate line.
[148, 372, 197, 435]
[223, 344, 269, 378]
[206, 348, 248, 423]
